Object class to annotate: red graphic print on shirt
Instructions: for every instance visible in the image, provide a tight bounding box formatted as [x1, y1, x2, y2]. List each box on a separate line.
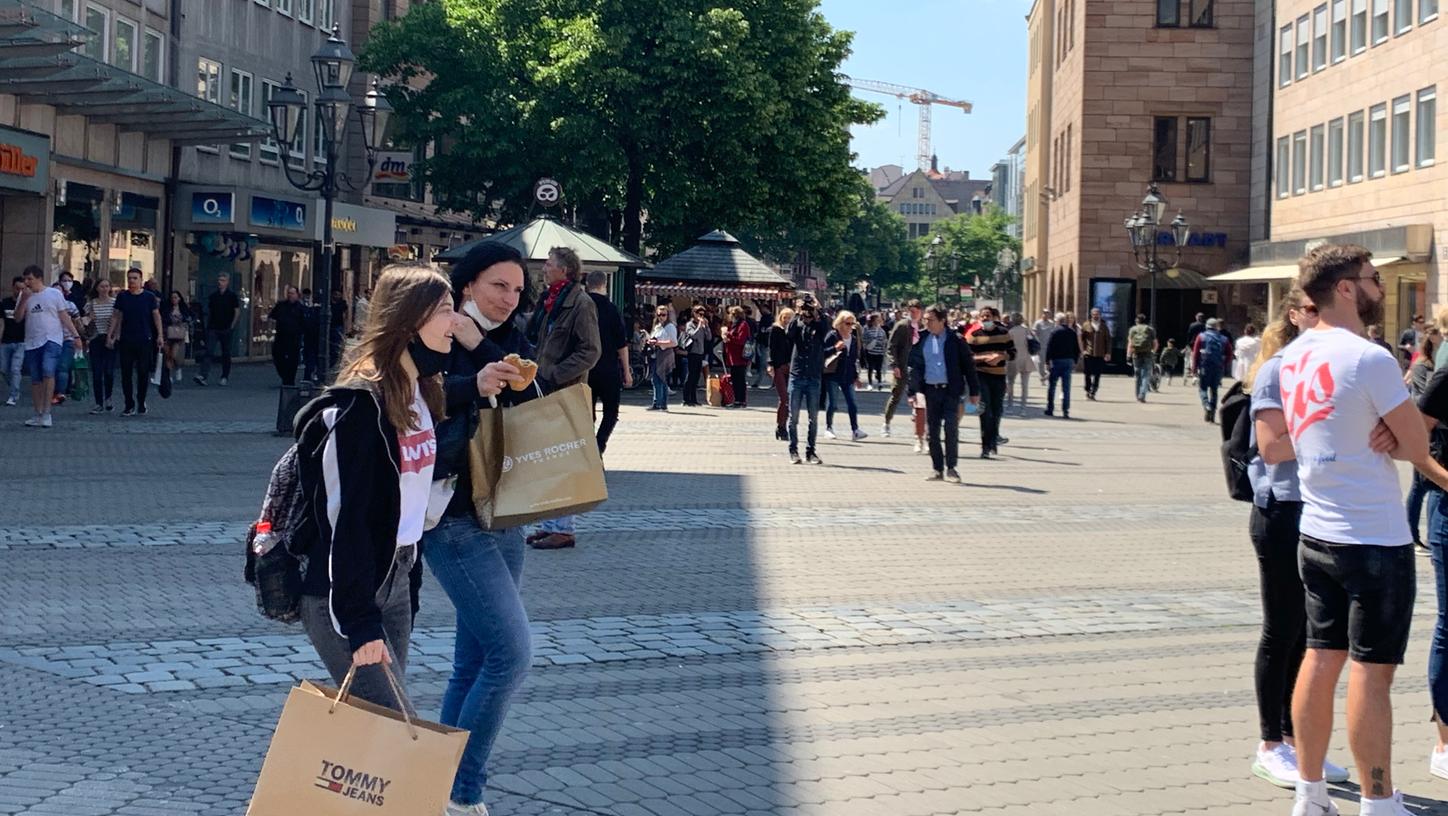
[398, 428, 437, 474]
[1280, 349, 1337, 441]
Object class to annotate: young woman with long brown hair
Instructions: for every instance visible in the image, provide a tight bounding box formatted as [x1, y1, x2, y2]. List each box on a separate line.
[293, 263, 456, 712]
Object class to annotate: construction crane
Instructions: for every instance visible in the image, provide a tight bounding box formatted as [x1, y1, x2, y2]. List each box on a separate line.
[844, 77, 973, 171]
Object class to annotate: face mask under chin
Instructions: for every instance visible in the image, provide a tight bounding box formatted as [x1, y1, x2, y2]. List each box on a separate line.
[463, 299, 503, 331]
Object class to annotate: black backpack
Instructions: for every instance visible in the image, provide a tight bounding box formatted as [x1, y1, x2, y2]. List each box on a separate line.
[243, 432, 323, 622]
[1219, 381, 1256, 502]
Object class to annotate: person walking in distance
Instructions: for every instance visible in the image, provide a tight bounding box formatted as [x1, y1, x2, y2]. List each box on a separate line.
[679, 306, 711, 407]
[645, 306, 678, 411]
[268, 286, 305, 386]
[964, 306, 1014, 458]
[1032, 307, 1056, 385]
[1125, 313, 1158, 403]
[105, 268, 160, 417]
[81, 279, 117, 413]
[1005, 312, 1035, 415]
[161, 291, 190, 384]
[765, 307, 795, 440]
[2, 276, 27, 407]
[1243, 290, 1353, 789]
[823, 310, 866, 440]
[909, 304, 980, 482]
[784, 295, 829, 465]
[1194, 317, 1233, 423]
[1043, 312, 1078, 419]
[1261, 244, 1448, 816]
[194, 273, 240, 386]
[15, 266, 82, 426]
[721, 305, 752, 408]
[1185, 311, 1207, 379]
[1407, 329, 1441, 553]
[1079, 307, 1111, 400]
[525, 246, 600, 551]
[862, 313, 887, 391]
[585, 270, 630, 453]
[881, 299, 922, 438]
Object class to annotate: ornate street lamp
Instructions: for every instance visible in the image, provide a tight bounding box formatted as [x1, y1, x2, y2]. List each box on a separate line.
[1123, 182, 1190, 330]
[266, 26, 394, 380]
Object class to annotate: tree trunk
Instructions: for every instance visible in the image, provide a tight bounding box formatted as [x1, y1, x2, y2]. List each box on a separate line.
[623, 143, 644, 256]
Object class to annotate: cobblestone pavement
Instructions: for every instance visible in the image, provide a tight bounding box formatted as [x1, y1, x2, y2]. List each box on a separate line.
[3, 364, 1447, 815]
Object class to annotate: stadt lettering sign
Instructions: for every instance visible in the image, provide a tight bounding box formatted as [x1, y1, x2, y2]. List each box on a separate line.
[0, 126, 49, 196]
[1157, 230, 1228, 249]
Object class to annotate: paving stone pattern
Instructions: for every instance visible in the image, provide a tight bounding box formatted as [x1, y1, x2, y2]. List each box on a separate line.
[5, 364, 1448, 815]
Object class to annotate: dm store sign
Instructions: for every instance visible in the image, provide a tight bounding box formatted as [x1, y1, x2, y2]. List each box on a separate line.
[250, 196, 308, 232]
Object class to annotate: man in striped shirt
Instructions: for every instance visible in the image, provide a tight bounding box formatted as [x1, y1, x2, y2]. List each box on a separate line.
[965, 306, 1016, 459]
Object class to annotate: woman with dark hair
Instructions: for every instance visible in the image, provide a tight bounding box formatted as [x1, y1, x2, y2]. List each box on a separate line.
[294, 263, 465, 717]
[679, 306, 711, 406]
[721, 305, 752, 408]
[83, 279, 117, 413]
[162, 291, 190, 383]
[429, 241, 537, 815]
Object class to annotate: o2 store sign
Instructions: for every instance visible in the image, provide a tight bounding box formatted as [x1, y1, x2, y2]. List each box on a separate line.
[191, 192, 234, 224]
[250, 195, 307, 232]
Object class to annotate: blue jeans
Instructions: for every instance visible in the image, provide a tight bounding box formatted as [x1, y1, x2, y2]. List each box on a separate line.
[651, 369, 669, 409]
[421, 516, 531, 806]
[56, 340, 75, 395]
[824, 377, 858, 432]
[1199, 367, 1223, 414]
[0, 341, 22, 402]
[1133, 353, 1153, 401]
[1046, 359, 1073, 414]
[787, 376, 821, 453]
[1409, 472, 1430, 544]
[1428, 491, 1448, 719]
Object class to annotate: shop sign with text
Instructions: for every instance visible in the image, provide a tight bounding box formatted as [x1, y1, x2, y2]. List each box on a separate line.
[0, 126, 49, 196]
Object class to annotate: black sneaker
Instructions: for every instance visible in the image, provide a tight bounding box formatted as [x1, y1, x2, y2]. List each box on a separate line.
[805, 451, 823, 465]
[945, 469, 962, 484]
[925, 471, 944, 481]
[1043, 409, 1053, 417]
[996, 436, 1009, 445]
[193, 375, 207, 386]
[121, 407, 135, 417]
[1205, 409, 1214, 423]
[789, 451, 802, 465]
[138, 406, 148, 415]
[105, 402, 114, 412]
[980, 450, 992, 459]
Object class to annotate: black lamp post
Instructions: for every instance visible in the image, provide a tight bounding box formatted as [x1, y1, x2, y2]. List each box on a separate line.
[1123, 182, 1190, 330]
[266, 26, 393, 380]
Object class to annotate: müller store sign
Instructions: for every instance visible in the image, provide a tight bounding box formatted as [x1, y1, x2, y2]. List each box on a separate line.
[0, 125, 50, 196]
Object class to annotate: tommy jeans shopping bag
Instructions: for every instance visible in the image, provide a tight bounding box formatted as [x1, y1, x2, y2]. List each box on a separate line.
[468, 383, 609, 529]
[247, 663, 467, 816]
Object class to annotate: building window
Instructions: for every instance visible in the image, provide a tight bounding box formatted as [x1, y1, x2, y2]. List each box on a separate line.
[1352, 0, 1369, 50]
[1190, 0, 1214, 26]
[1332, 0, 1348, 60]
[1369, 102, 1387, 176]
[1310, 124, 1326, 190]
[1373, 0, 1390, 41]
[1152, 117, 1178, 182]
[1392, 94, 1411, 171]
[196, 58, 221, 103]
[318, 0, 334, 31]
[276, 0, 292, 15]
[259, 80, 280, 163]
[113, 16, 136, 72]
[1292, 130, 1308, 194]
[142, 29, 163, 82]
[1397, 0, 1414, 30]
[912, 187, 923, 198]
[1425, 0, 1440, 23]
[59, 0, 77, 21]
[1157, 0, 1181, 25]
[1328, 117, 1345, 186]
[1418, 86, 1437, 165]
[82, 4, 108, 61]
[1296, 15, 1310, 78]
[1314, 4, 1329, 70]
[1186, 117, 1211, 182]
[1348, 110, 1366, 181]
[229, 69, 254, 160]
[1276, 136, 1292, 198]
[1279, 25, 1294, 86]
[297, 0, 313, 24]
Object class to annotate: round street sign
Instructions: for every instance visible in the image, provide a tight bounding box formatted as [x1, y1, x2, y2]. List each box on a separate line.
[534, 177, 562, 207]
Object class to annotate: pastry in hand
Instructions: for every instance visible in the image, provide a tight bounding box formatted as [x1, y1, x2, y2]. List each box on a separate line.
[503, 353, 539, 391]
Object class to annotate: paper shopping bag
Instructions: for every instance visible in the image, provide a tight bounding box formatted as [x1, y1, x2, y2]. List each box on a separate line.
[468, 383, 609, 529]
[707, 374, 724, 407]
[247, 668, 467, 816]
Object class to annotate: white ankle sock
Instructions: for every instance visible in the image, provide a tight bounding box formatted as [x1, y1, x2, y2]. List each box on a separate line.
[1296, 779, 1328, 801]
[1358, 791, 1401, 815]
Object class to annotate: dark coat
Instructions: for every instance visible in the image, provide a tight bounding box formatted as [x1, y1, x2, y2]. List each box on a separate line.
[823, 328, 862, 383]
[908, 329, 981, 399]
[1045, 324, 1081, 363]
[528, 281, 600, 390]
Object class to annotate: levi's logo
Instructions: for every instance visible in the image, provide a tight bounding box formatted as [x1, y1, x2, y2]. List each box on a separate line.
[397, 428, 436, 474]
[315, 759, 391, 806]
[1280, 349, 1336, 441]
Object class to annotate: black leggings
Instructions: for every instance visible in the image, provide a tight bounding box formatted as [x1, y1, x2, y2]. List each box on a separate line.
[728, 364, 748, 406]
[863, 352, 884, 384]
[683, 353, 704, 405]
[1249, 498, 1306, 743]
[117, 340, 151, 411]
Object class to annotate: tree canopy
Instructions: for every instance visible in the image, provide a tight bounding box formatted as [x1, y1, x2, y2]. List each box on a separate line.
[361, 0, 882, 259]
[916, 207, 1021, 303]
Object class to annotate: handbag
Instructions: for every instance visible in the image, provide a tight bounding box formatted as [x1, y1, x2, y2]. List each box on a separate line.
[823, 350, 843, 375]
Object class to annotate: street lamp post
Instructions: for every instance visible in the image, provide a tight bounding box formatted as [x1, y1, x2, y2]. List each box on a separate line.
[266, 26, 393, 380]
[928, 234, 944, 302]
[1123, 182, 1190, 330]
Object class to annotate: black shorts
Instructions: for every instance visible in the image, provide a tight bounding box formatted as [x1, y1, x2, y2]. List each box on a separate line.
[1299, 534, 1416, 664]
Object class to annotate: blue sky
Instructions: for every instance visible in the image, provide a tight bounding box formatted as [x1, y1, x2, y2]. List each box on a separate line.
[817, 0, 1031, 178]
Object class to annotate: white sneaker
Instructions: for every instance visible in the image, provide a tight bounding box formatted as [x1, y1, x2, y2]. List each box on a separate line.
[1322, 756, 1349, 783]
[913, 439, 923, 454]
[852, 429, 868, 440]
[824, 428, 837, 439]
[4, 397, 15, 406]
[1291, 780, 1340, 816]
[446, 802, 489, 816]
[880, 423, 891, 438]
[219, 377, 228, 386]
[24, 415, 41, 427]
[1431, 745, 1448, 780]
[1252, 743, 1300, 788]
[41, 413, 52, 428]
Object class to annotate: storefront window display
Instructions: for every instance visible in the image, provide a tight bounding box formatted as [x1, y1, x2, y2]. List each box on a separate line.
[51, 182, 102, 283]
[108, 194, 159, 286]
[183, 231, 311, 358]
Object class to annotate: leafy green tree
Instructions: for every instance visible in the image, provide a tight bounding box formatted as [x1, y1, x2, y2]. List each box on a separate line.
[823, 176, 920, 294]
[917, 206, 1020, 302]
[361, 0, 881, 257]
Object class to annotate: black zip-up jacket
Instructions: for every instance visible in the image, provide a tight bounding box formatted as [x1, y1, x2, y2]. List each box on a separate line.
[786, 316, 830, 380]
[766, 323, 793, 368]
[1045, 324, 1082, 364]
[295, 386, 420, 652]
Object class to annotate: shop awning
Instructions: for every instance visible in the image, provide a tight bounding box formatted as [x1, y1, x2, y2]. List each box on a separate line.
[1207, 264, 1299, 283]
[1147, 267, 1214, 290]
[636, 282, 793, 301]
[434, 216, 649, 268]
[0, 1, 270, 143]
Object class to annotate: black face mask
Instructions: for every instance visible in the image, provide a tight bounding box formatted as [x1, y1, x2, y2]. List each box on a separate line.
[408, 338, 449, 377]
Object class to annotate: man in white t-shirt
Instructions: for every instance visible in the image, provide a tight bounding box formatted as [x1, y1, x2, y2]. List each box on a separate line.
[15, 265, 80, 428]
[1260, 244, 1448, 816]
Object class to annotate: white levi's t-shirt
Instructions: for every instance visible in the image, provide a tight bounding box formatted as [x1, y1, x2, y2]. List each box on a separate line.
[394, 383, 437, 548]
[1280, 327, 1411, 546]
